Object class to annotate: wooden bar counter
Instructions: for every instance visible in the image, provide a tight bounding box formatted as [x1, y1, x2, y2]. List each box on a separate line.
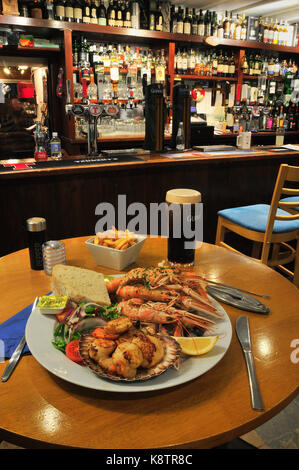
[1, 147, 299, 256]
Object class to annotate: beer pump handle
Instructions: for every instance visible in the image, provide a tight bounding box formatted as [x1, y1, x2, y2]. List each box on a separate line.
[66, 79, 71, 105]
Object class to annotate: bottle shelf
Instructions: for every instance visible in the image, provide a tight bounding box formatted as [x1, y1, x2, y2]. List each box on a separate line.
[0, 15, 299, 53]
[178, 74, 237, 81]
[242, 74, 284, 81]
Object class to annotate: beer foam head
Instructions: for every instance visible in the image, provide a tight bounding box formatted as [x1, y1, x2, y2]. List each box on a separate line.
[166, 188, 201, 204]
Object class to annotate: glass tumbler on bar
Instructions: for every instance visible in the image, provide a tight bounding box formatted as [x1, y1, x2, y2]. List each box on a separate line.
[166, 188, 202, 267]
[276, 127, 285, 146]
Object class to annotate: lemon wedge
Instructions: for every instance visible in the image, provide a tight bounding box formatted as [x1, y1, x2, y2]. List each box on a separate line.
[173, 336, 218, 356]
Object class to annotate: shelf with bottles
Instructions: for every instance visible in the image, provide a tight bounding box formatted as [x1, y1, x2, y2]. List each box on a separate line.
[71, 37, 168, 106]
[1, 11, 299, 53]
[174, 47, 238, 80]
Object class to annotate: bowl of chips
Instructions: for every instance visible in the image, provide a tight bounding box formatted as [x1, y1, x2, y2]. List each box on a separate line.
[85, 228, 146, 270]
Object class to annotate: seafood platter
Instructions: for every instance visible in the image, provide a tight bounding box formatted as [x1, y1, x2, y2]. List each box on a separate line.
[25, 264, 232, 392]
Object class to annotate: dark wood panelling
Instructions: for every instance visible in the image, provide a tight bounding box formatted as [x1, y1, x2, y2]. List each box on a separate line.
[1, 153, 299, 256]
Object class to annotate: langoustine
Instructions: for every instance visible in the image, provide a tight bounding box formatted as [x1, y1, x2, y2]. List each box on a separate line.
[106, 267, 223, 336]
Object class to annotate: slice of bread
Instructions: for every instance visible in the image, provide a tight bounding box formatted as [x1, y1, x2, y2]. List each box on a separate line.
[51, 264, 111, 307]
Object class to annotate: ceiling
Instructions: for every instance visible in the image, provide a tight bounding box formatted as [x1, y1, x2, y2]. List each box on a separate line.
[172, 0, 299, 24]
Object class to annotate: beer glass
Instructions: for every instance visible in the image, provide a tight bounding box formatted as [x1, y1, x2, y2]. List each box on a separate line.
[166, 188, 202, 267]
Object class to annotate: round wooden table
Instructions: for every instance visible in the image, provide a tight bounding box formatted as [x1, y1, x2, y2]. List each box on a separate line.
[0, 236, 298, 449]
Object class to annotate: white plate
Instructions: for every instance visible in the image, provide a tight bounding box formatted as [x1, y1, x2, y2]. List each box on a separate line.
[25, 287, 232, 393]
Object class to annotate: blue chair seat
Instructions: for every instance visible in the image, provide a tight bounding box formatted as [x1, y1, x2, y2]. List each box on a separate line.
[280, 196, 299, 212]
[218, 204, 299, 234]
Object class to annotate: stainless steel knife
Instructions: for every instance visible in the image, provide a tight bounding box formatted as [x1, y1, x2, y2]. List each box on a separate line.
[1, 297, 38, 382]
[236, 315, 264, 411]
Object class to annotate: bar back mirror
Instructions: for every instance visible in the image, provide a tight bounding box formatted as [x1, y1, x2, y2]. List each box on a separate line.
[0, 56, 48, 159]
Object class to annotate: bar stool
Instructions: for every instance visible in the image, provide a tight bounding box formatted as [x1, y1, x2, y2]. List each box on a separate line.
[215, 164, 299, 287]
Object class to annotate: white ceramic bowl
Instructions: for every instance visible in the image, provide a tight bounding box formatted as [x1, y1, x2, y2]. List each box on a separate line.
[85, 234, 146, 270]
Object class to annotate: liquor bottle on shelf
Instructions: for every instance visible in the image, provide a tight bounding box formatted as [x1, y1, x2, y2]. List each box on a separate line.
[90, 0, 98, 24]
[73, 38, 79, 66]
[234, 15, 241, 40]
[217, 13, 224, 39]
[107, 0, 116, 26]
[97, 0, 106, 25]
[268, 18, 274, 44]
[82, 0, 91, 23]
[55, 0, 65, 21]
[170, 5, 177, 33]
[149, 0, 156, 31]
[155, 2, 163, 32]
[187, 48, 196, 74]
[45, 0, 54, 20]
[29, 0, 44, 19]
[211, 11, 218, 37]
[155, 48, 166, 82]
[204, 10, 211, 36]
[65, 0, 74, 22]
[115, 0, 123, 27]
[176, 7, 184, 34]
[197, 9, 204, 36]
[223, 11, 230, 39]
[87, 75, 98, 101]
[241, 14, 247, 40]
[183, 8, 191, 35]
[19, 0, 29, 17]
[123, 0, 131, 28]
[191, 8, 197, 36]
[73, 0, 83, 23]
[263, 18, 269, 43]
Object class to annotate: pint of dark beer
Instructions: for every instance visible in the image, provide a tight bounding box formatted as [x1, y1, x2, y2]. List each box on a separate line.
[166, 188, 202, 267]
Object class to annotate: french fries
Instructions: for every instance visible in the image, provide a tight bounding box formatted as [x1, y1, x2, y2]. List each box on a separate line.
[93, 227, 138, 250]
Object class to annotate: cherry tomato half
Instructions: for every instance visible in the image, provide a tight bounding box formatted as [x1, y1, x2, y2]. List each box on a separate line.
[65, 340, 83, 364]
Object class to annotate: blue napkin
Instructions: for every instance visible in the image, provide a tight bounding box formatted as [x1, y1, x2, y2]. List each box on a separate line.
[0, 294, 50, 359]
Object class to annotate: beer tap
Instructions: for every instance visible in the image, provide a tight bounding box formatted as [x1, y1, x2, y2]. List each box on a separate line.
[65, 79, 119, 157]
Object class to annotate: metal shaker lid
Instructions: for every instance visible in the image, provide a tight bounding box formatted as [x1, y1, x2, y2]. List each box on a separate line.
[166, 189, 202, 204]
[26, 217, 46, 232]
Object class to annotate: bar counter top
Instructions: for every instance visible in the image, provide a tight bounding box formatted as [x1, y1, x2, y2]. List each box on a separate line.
[1, 146, 299, 179]
[1, 145, 299, 256]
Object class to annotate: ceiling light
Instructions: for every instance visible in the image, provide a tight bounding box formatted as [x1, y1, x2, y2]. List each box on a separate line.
[3, 67, 10, 75]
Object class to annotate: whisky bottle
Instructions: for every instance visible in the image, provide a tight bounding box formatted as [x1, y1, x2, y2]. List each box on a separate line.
[204, 10, 211, 36]
[170, 5, 177, 33]
[65, 0, 74, 22]
[29, 0, 44, 19]
[55, 0, 65, 20]
[191, 8, 197, 35]
[228, 53, 235, 76]
[107, 0, 116, 26]
[223, 11, 230, 39]
[90, 0, 98, 24]
[123, 1, 131, 28]
[176, 7, 184, 34]
[116, 0, 123, 27]
[183, 8, 191, 35]
[241, 14, 247, 40]
[155, 2, 163, 31]
[211, 11, 217, 37]
[82, 0, 91, 23]
[97, 0, 106, 25]
[197, 9, 204, 36]
[45, 0, 54, 19]
[73, 0, 83, 23]
[263, 18, 269, 43]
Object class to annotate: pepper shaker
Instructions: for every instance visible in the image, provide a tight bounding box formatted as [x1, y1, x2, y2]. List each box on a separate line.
[26, 217, 47, 270]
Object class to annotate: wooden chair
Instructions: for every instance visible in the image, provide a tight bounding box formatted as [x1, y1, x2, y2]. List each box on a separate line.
[215, 164, 299, 287]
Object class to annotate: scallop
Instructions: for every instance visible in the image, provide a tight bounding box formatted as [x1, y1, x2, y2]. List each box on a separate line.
[79, 329, 182, 383]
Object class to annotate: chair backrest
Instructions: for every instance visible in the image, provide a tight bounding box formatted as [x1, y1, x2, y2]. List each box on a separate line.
[264, 164, 299, 242]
